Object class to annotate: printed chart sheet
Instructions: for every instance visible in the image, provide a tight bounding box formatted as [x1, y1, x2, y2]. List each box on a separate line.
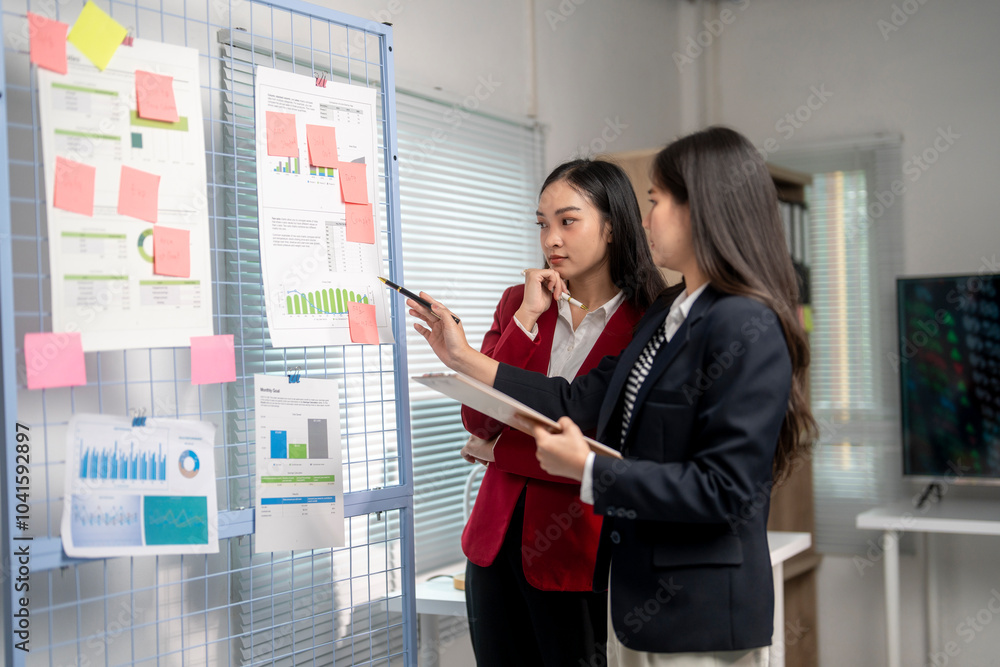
[61, 414, 218, 557]
[254, 67, 393, 347]
[37, 38, 213, 351]
[254, 374, 345, 552]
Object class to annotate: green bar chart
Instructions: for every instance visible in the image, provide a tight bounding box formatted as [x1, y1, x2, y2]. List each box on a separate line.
[308, 165, 336, 177]
[273, 156, 300, 174]
[285, 288, 369, 315]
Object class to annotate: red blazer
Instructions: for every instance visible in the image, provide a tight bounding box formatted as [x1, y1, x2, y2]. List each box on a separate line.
[461, 284, 642, 591]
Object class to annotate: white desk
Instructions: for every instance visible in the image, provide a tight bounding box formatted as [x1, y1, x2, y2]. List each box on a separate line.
[767, 531, 813, 667]
[398, 531, 811, 667]
[856, 499, 1000, 667]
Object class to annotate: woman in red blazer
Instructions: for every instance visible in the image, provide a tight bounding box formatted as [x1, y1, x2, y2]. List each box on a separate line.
[460, 159, 666, 666]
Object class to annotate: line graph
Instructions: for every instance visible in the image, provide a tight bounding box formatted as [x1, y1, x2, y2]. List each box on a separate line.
[70, 494, 143, 547]
[143, 496, 209, 545]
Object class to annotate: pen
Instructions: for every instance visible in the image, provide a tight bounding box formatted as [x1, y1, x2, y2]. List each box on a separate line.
[379, 276, 461, 324]
[520, 269, 589, 311]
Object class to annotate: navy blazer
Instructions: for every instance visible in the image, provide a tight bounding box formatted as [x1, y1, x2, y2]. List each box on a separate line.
[493, 285, 792, 653]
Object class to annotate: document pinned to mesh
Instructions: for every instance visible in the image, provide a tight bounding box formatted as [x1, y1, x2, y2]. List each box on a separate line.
[413, 373, 623, 459]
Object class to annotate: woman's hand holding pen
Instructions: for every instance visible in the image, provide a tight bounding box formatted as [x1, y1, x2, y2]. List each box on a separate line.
[515, 268, 568, 331]
[532, 418, 590, 482]
[408, 292, 500, 385]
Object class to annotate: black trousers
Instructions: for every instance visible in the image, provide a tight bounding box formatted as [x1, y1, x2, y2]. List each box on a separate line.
[465, 489, 607, 667]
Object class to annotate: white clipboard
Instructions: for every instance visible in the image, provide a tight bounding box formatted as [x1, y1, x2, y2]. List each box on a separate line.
[413, 372, 623, 459]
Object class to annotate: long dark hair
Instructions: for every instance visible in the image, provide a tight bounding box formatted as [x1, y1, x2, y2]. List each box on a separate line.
[652, 126, 815, 481]
[540, 159, 666, 311]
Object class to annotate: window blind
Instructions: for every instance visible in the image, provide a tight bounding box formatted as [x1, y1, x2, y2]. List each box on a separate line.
[219, 32, 407, 665]
[774, 138, 906, 554]
[219, 41, 541, 661]
[396, 92, 543, 573]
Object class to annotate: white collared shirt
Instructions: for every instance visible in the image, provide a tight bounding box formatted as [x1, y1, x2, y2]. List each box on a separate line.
[580, 282, 710, 504]
[514, 290, 625, 381]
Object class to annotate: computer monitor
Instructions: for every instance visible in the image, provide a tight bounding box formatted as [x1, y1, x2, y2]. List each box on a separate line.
[897, 273, 1000, 482]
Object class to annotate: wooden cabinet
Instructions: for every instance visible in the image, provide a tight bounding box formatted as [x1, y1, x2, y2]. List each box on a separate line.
[608, 148, 820, 667]
[607, 148, 682, 287]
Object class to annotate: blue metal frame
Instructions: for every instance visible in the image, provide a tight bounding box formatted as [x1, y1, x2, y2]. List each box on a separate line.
[0, 1, 418, 664]
[0, 7, 20, 666]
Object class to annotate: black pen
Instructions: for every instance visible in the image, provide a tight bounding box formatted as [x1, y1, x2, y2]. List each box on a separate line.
[379, 276, 461, 324]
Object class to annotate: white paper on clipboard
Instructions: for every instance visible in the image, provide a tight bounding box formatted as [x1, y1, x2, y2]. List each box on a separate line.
[413, 373, 623, 459]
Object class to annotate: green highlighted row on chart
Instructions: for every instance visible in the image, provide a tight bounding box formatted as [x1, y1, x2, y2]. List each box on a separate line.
[285, 287, 369, 315]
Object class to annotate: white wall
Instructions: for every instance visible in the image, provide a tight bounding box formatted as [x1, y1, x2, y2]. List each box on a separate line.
[533, 0, 682, 168]
[319, 0, 683, 173]
[709, 0, 1000, 276]
[317, 0, 532, 118]
[706, 0, 1000, 665]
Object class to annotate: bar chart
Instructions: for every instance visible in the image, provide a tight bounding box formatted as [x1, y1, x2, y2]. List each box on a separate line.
[269, 419, 330, 460]
[273, 156, 300, 174]
[284, 287, 369, 315]
[308, 165, 336, 177]
[79, 441, 167, 483]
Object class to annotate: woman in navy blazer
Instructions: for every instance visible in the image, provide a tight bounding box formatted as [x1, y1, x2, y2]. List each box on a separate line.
[409, 127, 815, 666]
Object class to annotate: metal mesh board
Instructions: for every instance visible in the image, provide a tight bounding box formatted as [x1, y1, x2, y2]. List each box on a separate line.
[0, 0, 417, 664]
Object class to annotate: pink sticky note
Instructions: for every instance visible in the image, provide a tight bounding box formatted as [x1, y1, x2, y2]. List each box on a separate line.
[53, 157, 95, 217]
[190, 334, 236, 385]
[306, 125, 339, 168]
[117, 165, 160, 223]
[28, 13, 69, 75]
[24, 332, 87, 390]
[135, 70, 179, 123]
[153, 226, 190, 277]
[337, 162, 369, 205]
[345, 203, 375, 244]
[266, 111, 298, 158]
[347, 301, 378, 344]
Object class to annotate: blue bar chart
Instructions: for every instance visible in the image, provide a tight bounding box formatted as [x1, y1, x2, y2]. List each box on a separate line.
[269, 421, 329, 460]
[270, 430, 287, 459]
[79, 441, 167, 483]
[63, 414, 219, 558]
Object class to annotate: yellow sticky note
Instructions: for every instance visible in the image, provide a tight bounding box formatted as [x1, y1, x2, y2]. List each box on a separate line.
[67, 1, 127, 71]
